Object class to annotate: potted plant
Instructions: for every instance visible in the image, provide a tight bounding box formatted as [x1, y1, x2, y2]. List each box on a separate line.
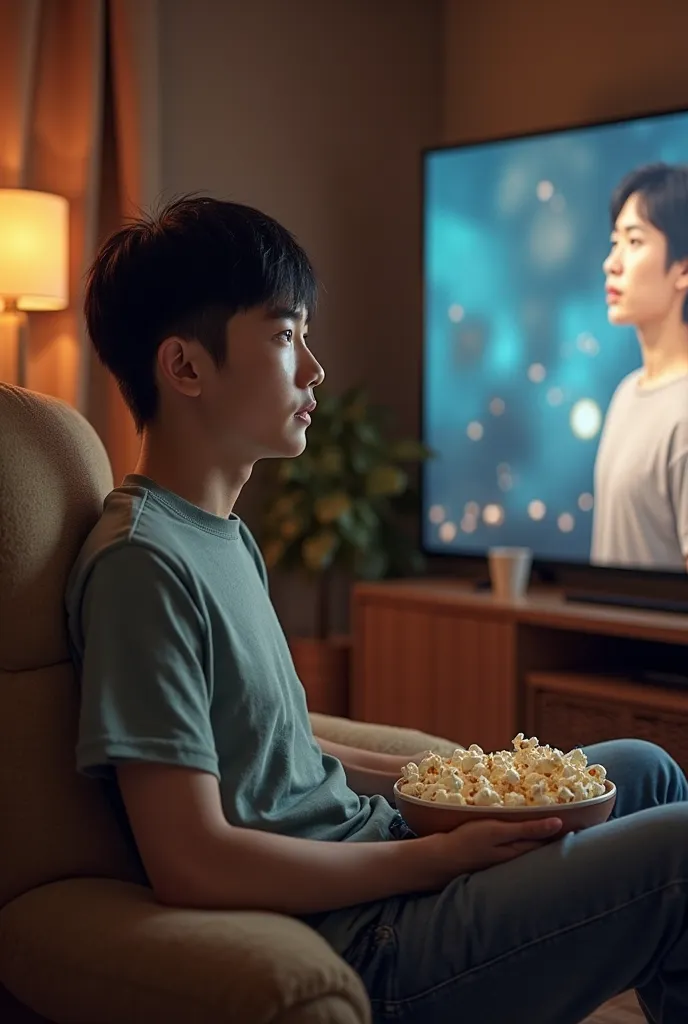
[260, 385, 432, 715]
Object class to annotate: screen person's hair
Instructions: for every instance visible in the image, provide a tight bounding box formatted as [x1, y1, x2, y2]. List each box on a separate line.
[610, 162, 688, 322]
[84, 195, 318, 431]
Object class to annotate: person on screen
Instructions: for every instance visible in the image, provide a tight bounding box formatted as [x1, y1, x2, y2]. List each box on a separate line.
[592, 163, 688, 571]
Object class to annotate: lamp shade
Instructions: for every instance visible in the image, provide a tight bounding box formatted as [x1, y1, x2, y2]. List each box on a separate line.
[0, 189, 69, 311]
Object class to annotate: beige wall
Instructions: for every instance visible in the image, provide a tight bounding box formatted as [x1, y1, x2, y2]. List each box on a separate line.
[443, 0, 688, 144]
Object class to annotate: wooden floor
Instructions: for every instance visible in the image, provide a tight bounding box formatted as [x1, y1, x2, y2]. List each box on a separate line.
[584, 991, 645, 1023]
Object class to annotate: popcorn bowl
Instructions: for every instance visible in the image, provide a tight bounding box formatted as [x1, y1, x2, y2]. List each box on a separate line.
[393, 779, 616, 838]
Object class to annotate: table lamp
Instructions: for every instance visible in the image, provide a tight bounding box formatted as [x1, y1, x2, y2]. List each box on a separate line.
[0, 188, 69, 387]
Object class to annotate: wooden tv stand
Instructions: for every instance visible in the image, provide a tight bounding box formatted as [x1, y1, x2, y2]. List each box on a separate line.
[350, 580, 688, 771]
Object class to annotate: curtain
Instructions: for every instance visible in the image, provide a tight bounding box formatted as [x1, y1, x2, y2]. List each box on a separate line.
[0, 0, 159, 483]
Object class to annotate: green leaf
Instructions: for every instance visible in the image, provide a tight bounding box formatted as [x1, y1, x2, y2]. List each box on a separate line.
[301, 530, 339, 572]
[337, 508, 376, 549]
[314, 492, 352, 524]
[355, 547, 389, 580]
[280, 517, 304, 541]
[353, 420, 381, 446]
[278, 460, 298, 482]
[261, 538, 286, 569]
[390, 439, 435, 462]
[353, 500, 380, 531]
[278, 453, 313, 483]
[350, 448, 377, 474]
[318, 446, 344, 475]
[365, 465, 408, 497]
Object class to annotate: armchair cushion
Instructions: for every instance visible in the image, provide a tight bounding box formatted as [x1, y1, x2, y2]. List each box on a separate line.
[0, 878, 370, 1024]
[309, 713, 462, 758]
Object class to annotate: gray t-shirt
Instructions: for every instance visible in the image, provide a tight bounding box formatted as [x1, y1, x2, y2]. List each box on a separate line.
[592, 370, 688, 571]
[65, 474, 396, 842]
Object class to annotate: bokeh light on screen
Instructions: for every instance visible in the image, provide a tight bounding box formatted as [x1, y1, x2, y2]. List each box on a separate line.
[498, 468, 513, 491]
[439, 521, 457, 542]
[577, 332, 600, 356]
[483, 504, 505, 526]
[570, 399, 602, 440]
[558, 513, 575, 533]
[528, 500, 547, 521]
[422, 108, 688, 564]
[536, 180, 555, 201]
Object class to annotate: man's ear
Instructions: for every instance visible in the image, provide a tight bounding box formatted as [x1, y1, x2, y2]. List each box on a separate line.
[675, 259, 688, 294]
[157, 336, 202, 398]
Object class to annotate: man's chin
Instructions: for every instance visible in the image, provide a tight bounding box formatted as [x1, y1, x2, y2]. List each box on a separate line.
[273, 434, 308, 459]
[607, 307, 631, 326]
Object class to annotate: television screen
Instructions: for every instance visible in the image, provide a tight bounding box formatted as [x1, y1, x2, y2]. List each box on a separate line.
[422, 109, 688, 573]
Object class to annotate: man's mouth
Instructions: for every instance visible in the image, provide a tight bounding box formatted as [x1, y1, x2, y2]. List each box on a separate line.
[605, 286, 622, 303]
[295, 400, 316, 423]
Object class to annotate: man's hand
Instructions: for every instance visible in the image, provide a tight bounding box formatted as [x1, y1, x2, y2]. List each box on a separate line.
[428, 816, 563, 878]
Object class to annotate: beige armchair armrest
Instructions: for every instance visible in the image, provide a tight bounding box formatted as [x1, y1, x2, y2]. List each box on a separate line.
[310, 713, 462, 758]
[0, 878, 370, 1024]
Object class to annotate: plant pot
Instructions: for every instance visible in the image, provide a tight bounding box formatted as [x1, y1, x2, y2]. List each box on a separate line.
[290, 634, 351, 718]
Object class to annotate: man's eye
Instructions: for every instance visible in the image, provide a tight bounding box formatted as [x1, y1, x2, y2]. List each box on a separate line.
[277, 329, 293, 343]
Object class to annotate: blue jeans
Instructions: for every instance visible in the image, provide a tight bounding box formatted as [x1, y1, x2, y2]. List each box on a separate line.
[312, 740, 688, 1023]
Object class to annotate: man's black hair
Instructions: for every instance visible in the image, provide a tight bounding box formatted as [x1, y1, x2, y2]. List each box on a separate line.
[611, 163, 688, 322]
[84, 195, 318, 431]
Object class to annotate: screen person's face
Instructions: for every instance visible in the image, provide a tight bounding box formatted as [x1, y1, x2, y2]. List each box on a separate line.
[603, 193, 686, 330]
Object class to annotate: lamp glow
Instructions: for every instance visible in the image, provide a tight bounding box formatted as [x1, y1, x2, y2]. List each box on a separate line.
[0, 189, 68, 311]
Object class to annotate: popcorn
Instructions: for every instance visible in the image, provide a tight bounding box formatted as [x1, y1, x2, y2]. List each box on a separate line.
[397, 735, 609, 808]
[460, 753, 484, 773]
[473, 786, 502, 806]
[504, 792, 527, 807]
[419, 753, 443, 776]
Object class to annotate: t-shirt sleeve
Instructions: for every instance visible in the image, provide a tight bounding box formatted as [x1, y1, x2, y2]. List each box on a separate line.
[668, 420, 688, 560]
[76, 544, 219, 779]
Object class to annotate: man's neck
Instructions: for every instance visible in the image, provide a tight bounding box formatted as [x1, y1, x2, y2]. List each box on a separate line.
[637, 317, 688, 387]
[134, 430, 253, 520]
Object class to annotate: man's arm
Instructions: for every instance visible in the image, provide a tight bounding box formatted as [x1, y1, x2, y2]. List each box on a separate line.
[118, 762, 440, 913]
[314, 736, 430, 801]
[117, 762, 561, 915]
[315, 737, 426, 775]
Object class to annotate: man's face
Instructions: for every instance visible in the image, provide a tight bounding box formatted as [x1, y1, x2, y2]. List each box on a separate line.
[603, 193, 688, 328]
[196, 305, 324, 464]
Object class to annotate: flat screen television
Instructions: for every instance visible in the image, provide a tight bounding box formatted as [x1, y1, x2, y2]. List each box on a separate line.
[422, 108, 688, 578]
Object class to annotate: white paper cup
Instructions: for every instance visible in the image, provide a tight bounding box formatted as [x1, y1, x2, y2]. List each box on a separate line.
[488, 546, 533, 600]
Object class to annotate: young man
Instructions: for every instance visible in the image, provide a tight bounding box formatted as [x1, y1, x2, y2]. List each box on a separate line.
[593, 162, 688, 571]
[68, 196, 688, 1023]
